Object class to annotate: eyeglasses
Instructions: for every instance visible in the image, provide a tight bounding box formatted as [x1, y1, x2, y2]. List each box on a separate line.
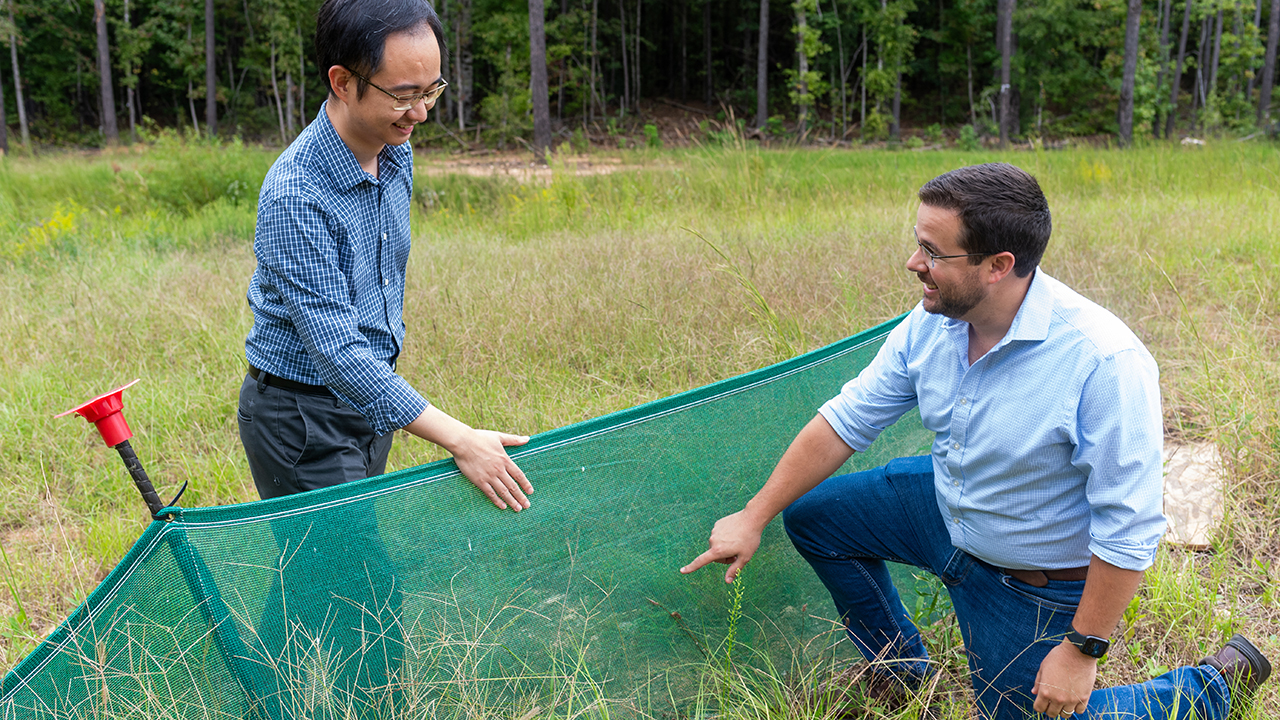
[913, 226, 989, 268]
[344, 67, 448, 111]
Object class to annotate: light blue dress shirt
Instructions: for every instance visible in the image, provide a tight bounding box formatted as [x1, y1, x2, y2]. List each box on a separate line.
[245, 104, 429, 435]
[819, 270, 1166, 572]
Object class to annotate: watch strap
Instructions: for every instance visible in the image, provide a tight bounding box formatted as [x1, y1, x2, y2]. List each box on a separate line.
[1065, 627, 1110, 659]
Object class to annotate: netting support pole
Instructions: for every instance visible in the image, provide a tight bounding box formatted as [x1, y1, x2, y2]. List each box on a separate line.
[113, 440, 165, 517]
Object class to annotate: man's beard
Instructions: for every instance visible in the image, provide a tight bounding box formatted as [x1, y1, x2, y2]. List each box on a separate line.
[921, 273, 985, 319]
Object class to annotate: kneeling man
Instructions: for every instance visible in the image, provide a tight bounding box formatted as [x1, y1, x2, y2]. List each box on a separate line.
[682, 163, 1270, 720]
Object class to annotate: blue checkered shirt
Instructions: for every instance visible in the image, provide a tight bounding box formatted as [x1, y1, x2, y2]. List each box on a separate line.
[819, 270, 1166, 572]
[245, 104, 428, 435]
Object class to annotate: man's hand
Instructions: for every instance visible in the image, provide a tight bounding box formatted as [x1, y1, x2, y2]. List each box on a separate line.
[1032, 641, 1096, 717]
[403, 406, 533, 511]
[450, 428, 532, 511]
[680, 510, 768, 584]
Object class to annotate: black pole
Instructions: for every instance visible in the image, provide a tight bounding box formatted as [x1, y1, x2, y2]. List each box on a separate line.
[114, 439, 165, 516]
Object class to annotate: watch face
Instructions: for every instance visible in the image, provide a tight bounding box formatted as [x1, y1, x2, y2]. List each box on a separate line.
[1080, 636, 1109, 658]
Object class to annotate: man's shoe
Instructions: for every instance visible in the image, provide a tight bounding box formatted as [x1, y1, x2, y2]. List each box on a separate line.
[1199, 633, 1272, 700]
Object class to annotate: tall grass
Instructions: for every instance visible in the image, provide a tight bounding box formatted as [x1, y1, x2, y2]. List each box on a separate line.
[1, 140, 1278, 717]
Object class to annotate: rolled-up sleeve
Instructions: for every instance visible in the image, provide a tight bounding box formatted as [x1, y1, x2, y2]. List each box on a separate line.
[1074, 348, 1166, 571]
[819, 317, 921, 452]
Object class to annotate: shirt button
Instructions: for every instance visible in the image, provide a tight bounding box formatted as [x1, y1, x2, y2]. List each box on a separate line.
[959, 397, 968, 405]
[383, 278, 389, 286]
[382, 232, 387, 240]
[953, 517, 960, 524]
[953, 480, 959, 486]
[952, 442, 960, 450]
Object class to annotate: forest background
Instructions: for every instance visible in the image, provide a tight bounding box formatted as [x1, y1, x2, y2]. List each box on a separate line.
[0, 0, 1277, 153]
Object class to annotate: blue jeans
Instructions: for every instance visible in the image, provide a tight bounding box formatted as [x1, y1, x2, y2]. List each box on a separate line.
[783, 456, 1232, 720]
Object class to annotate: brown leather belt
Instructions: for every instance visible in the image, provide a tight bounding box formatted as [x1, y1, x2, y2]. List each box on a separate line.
[248, 365, 332, 397]
[1002, 566, 1089, 588]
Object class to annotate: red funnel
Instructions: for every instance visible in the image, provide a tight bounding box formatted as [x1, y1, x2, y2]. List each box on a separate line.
[56, 379, 142, 447]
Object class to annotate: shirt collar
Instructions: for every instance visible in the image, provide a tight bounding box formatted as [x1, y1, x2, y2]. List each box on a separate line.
[1002, 268, 1052, 343]
[314, 101, 409, 191]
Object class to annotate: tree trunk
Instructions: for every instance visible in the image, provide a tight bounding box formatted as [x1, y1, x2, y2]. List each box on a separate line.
[634, 0, 641, 106]
[967, 42, 976, 126]
[1154, 0, 1172, 137]
[891, 70, 902, 138]
[270, 41, 285, 143]
[529, 0, 551, 160]
[188, 80, 200, 135]
[10, 0, 29, 147]
[299, 24, 307, 127]
[590, 0, 599, 121]
[619, 0, 630, 111]
[1208, 7, 1223, 100]
[996, 0, 1014, 146]
[285, 71, 296, 137]
[205, 0, 216, 136]
[0, 64, 8, 154]
[1189, 16, 1208, 131]
[703, 0, 712, 103]
[1118, 0, 1141, 146]
[796, 3, 808, 134]
[124, 0, 136, 141]
[832, 0, 847, 137]
[1247, 0, 1263, 101]
[860, 24, 867, 127]
[680, 0, 688, 101]
[94, 0, 119, 145]
[755, 0, 768, 128]
[454, 0, 473, 129]
[1167, 0, 1192, 137]
[1260, 0, 1280, 127]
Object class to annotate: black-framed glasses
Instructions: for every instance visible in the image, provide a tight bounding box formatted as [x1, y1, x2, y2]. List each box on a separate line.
[344, 66, 448, 111]
[913, 226, 989, 268]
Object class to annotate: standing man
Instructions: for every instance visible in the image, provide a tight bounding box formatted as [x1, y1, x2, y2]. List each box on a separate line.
[682, 164, 1271, 719]
[239, 0, 533, 510]
[237, 2, 534, 709]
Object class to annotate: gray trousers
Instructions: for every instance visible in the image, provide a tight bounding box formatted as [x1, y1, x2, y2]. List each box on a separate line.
[237, 372, 394, 500]
[236, 372, 403, 712]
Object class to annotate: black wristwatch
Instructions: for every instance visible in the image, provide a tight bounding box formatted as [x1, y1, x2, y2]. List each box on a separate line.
[1064, 626, 1110, 659]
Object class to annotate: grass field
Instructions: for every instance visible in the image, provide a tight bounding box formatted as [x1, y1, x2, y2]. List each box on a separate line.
[1, 137, 1278, 717]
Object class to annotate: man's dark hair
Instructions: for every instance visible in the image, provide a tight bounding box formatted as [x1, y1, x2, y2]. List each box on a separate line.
[917, 163, 1052, 277]
[316, 0, 448, 98]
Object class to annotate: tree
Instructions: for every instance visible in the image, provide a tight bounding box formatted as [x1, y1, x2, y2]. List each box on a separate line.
[1167, 0, 1193, 137]
[1117, 0, 1141, 145]
[205, 0, 215, 136]
[1153, 0, 1172, 137]
[789, 0, 830, 135]
[6, 0, 28, 147]
[756, 0, 769, 128]
[94, 0, 119, 144]
[529, 0, 551, 158]
[1261, 0, 1279, 128]
[995, 0, 1013, 145]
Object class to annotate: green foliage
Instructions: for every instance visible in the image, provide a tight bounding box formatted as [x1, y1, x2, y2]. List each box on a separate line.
[958, 123, 980, 150]
[476, 13, 533, 150]
[925, 122, 944, 143]
[862, 109, 889, 141]
[643, 122, 661, 148]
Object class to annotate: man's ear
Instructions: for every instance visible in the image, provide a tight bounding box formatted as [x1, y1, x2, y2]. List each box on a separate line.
[328, 65, 354, 103]
[986, 251, 1017, 284]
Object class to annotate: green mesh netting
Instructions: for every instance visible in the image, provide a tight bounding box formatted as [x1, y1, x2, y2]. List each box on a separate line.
[2, 315, 933, 719]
